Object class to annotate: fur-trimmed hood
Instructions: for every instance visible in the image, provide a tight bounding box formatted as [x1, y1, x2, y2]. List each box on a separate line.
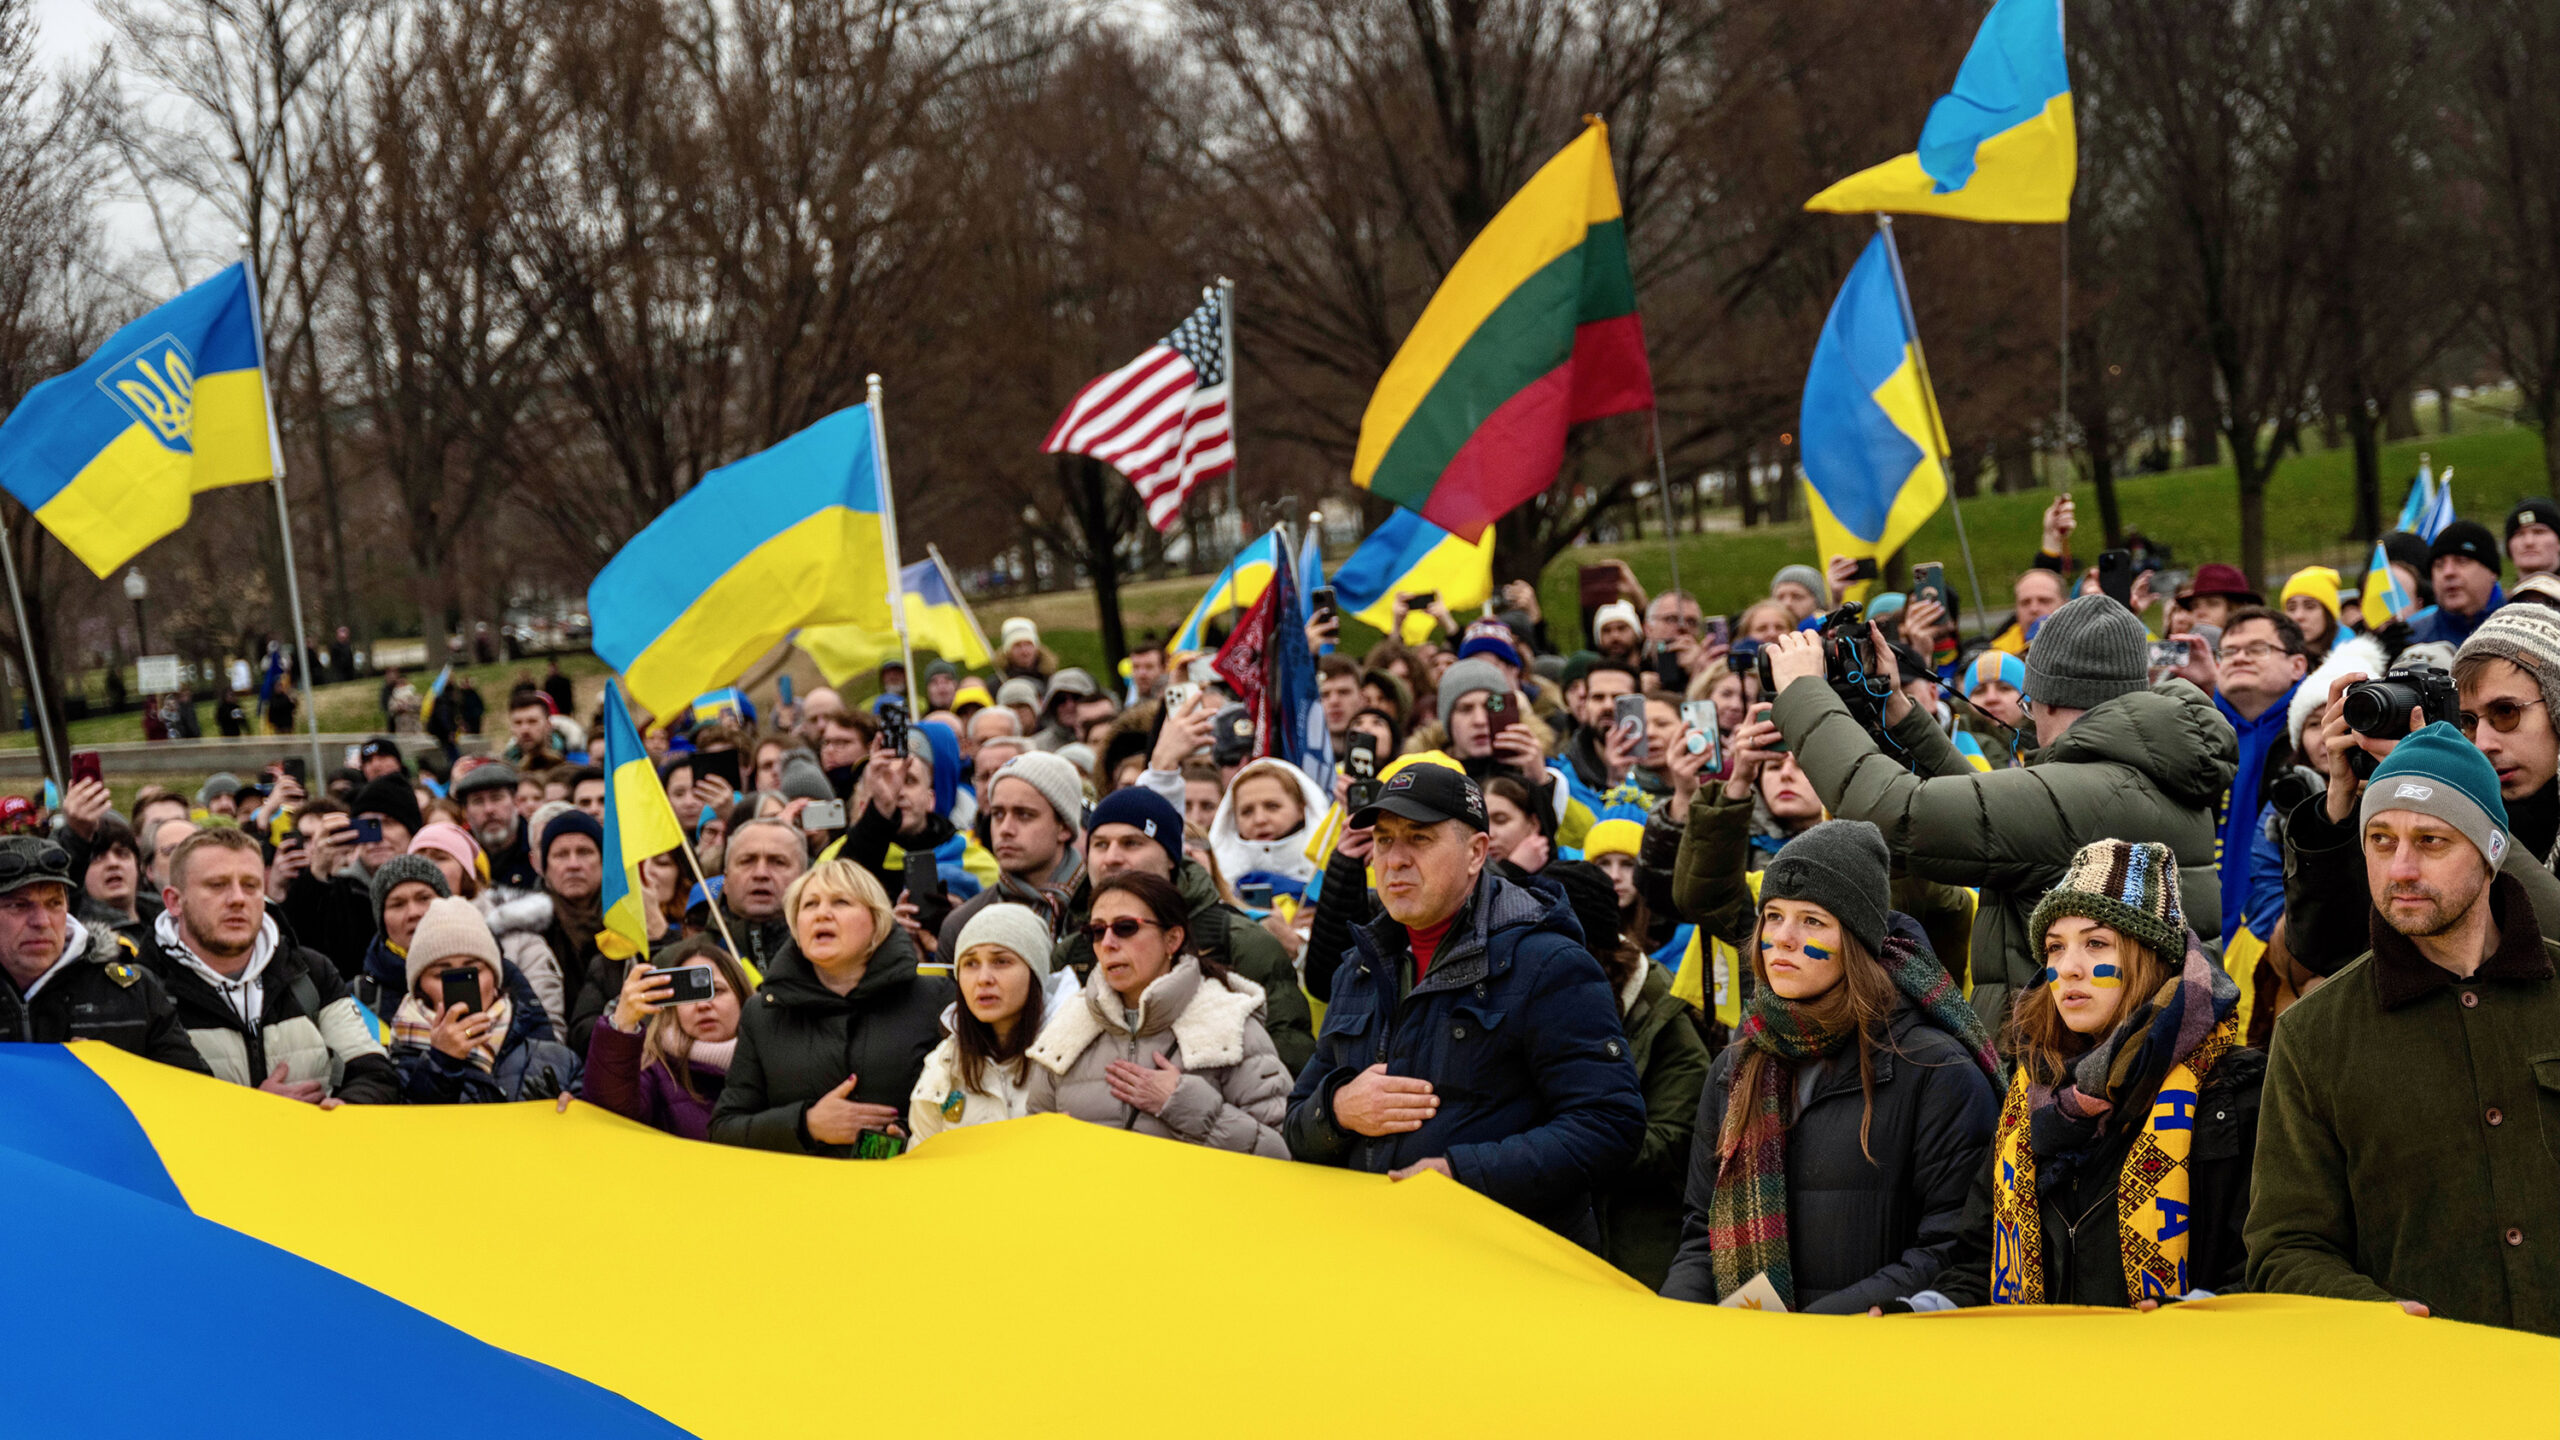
[1027, 955, 1268, 1075]
[1208, 757, 1331, 893]
[480, 889, 554, 938]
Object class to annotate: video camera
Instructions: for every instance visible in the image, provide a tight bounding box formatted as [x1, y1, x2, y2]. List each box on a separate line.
[2341, 664, 2458, 779]
[1755, 602, 1898, 739]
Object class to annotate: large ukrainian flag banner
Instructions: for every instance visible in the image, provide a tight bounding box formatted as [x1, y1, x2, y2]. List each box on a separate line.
[5, 1042, 2551, 1438]
[589, 406, 895, 722]
[1799, 235, 1950, 575]
[1804, 0, 2074, 224]
[0, 263, 276, 576]
[597, 683, 682, 963]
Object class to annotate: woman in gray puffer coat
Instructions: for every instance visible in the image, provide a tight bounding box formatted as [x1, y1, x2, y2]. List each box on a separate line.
[1026, 871, 1290, 1158]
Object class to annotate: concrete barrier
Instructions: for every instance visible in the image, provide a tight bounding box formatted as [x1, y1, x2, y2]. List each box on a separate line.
[0, 733, 493, 780]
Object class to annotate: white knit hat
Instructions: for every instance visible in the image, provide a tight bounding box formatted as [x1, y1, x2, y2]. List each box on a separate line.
[951, 902, 1055, 982]
[989, 751, 1085, 829]
[1592, 600, 1640, 637]
[405, 895, 501, 996]
[1000, 617, 1038, 651]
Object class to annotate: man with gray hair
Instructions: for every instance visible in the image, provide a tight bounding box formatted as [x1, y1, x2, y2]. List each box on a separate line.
[714, 817, 808, 969]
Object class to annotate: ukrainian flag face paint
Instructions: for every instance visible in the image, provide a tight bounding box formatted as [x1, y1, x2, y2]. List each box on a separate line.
[1801, 944, 1833, 961]
[2088, 962, 2123, 989]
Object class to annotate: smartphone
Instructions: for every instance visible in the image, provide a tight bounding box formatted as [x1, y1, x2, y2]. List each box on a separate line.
[1911, 562, 1949, 615]
[692, 747, 742, 792]
[1164, 681, 1198, 719]
[1681, 700, 1719, 757]
[1613, 692, 1647, 745]
[877, 704, 909, 763]
[1483, 690, 1520, 737]
[659, 964, 715, 1005]
[69, 751, 100, 788]
[1238, 880, 1275, 910]
[1343, 733, 1379, 780]
[777, 674, 795, 706]
[1310, 585, 1336, 621]
[2149, 638, 2190, 673]
[904, 853, 946, 907]
[1578, 563, 1628, 611]
[2098, 549, 2137, 610]
[279, 756, 307, 785]
[854, 1129, 908, 1161]
[799, 799, 846, 831]
[349, 815, 385, 846]
[1702, 616, 1730, 650]
[1408, 590, 1437, 609]
[440, 968, 483, 1016]
[1755, 702, 1788, 754]
[1844, 557, 1880, 582]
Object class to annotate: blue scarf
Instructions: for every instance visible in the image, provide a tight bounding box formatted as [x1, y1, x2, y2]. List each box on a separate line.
[2213, 683, 2297, 947]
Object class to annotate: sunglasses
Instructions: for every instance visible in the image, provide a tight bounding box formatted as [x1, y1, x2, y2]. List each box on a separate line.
[2458, 697, 2546, 736]
[1079, 917, 1163, 944]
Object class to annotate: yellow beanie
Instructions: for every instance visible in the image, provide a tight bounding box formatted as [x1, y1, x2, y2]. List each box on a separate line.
[2280, 566, 2342, 621]
[1582, 817, 1644, 860]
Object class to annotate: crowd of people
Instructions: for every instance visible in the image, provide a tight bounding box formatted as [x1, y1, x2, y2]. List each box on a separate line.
[2, 488, 2553, 1335]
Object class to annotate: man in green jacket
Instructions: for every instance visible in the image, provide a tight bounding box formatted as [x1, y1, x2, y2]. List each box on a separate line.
[1760, 594, 2237, 1037]
[1052, 787, 1315, 1074]
[2245, 725, 2560, 1336]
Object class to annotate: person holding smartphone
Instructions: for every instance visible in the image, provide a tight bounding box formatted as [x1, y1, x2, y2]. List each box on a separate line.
[387, 896, 581, 1104]
[586, 936, 751, 1140]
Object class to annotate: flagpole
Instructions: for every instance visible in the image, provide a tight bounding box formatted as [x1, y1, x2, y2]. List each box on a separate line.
[1650, 413, 1684, 607]
[1874, 214, 1986, 639]
[866, 375, 917, 691]
[240, 249, 325, 777]
[0, 515, 63, 788]
[1217, 277, 1242, 547]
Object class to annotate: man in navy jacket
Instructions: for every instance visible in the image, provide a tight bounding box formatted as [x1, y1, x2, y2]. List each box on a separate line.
[1284, 764, 1644, 1246]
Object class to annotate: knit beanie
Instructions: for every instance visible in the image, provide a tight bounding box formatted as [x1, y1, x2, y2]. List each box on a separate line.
[989, 751, 1085, 828]
[995, 677, 1042, 710]
[409, 821, 483, 881]
[1000, 617, 1039, 651]
[2455, 605, 2560, 721]
[367, 853, 450, 928]
[2027, 839, 2186, 963]
[1086, 786, 1184, 872]
[1966, 648, 2028, 697]
[1582, 815, 1643, 860]
[349, 773, 425, 836]
[1591, 600, 1641, 640]
[2021, 593, 2149, 711]
[2279, 566, 2343, 622]
[950, 902, 1055, 982]
[198, 772, 241, 805]
[1771, 563, 1825, 599]
[2361, 721, 2511, 870]
[778, 749, 833, 803]
[404, 895, 501, 996]
[1437, 658, 1510, 727]
[540, 808, 603, 861]
[1758, 819, 1891, 956]
[2507, 496, 2560, 543]
[2429, 519, 2500, 573]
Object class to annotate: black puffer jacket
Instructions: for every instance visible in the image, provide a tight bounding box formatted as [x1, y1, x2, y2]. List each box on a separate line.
[1661, 949, 1999, 1312]
[708, 929, 955, 1157]
[1934, 1049, 2265, 1308]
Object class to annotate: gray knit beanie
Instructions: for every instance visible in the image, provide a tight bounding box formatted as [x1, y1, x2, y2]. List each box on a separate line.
[951, 902, 1055, 982]
[1772, 563, 1825, 600]
[1758, 819, 1891, 956]
[989, 751, 1085, 828]
[1437, 658, 1510, 728]
[2022, 593, 2149, 711]
[368, 852, 451, 928]
[2455, 605, 2560, 720]
[777, 748, 834, 803]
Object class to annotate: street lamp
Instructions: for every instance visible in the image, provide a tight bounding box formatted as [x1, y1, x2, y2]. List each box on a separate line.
[121, 567, 148, 654]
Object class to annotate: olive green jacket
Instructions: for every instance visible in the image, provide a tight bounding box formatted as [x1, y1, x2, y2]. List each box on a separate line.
[1774, 677, 2235, 1038]
[1593, 960, 1712, 1290]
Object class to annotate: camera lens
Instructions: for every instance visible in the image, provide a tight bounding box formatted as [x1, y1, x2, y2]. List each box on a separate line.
[2342, 678, 2417, 739]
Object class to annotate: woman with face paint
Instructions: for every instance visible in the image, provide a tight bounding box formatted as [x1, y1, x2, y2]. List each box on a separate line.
[1659, 820, 2000, 1311]
[1918, 839, 2265, 1311]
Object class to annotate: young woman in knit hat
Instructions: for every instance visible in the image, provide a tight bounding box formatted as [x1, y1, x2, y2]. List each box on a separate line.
[1659, 820, 1999, 1311]
[907, 903, 1055, 1145]
[1920, 839, 2263, 1311]
[389, 896, 583, 1103]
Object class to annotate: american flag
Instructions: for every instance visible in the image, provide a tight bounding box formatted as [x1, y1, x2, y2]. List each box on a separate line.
[1041, 292, 1233, 533]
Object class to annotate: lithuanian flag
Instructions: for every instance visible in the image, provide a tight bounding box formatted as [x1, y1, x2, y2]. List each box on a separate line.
[1352, 119, 1654, 540]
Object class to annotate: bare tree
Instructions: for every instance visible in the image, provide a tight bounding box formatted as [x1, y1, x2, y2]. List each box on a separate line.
[2455, 0, 2560, 494]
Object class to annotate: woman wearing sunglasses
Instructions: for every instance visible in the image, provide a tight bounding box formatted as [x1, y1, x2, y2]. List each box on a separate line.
[1025, 871, 1291, 1156]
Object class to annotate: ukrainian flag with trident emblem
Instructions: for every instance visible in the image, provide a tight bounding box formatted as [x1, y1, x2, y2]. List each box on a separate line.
[0, 263, 277, 577]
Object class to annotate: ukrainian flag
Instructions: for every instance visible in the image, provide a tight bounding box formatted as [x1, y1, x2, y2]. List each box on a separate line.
[418, 664, 452, 731]
[2363, 540, 2415, 627]
[1329, 509, 1495, 646]
[598, 684, 683, 964]
[797, 552, 994, 681]
[1169, 528, 1281, 655]
[589, 405, 895, 722]
[1804, 0, 2074, 224]
[0, 263, 276, 577]
[2393, 458, 2436, 535]
[1799, 234, 1950, 578]
[688, 687, 755, 728]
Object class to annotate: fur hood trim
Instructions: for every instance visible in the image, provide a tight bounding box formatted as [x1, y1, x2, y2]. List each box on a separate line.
[1026, 956, 1268, 1075]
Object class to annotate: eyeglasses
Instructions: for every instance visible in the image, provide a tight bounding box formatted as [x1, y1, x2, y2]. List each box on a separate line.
[2458, 697, 2546, 735]
[1079, 917, 1162, 944]
[2215, 642, 2292, 663]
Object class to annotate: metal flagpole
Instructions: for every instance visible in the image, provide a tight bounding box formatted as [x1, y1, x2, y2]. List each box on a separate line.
[1650, 413, 1683, 606]
[240, 247, 325, 776]
[866, 375, 918, 690]
[0, 515, 63, 789]
[1874, 214, 1986, 639]
[1217, 277, 1242, 550]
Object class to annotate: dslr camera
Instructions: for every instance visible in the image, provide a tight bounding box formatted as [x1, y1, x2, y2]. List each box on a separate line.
[2341, 665, 2458, 779]
[1755, 602, 1898, 738]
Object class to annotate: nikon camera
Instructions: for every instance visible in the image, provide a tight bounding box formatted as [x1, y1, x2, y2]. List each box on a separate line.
[1755, 602, 1900, 742]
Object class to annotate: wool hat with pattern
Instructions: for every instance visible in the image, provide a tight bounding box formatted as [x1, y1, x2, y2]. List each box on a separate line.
[2028, 839, 2186, 963]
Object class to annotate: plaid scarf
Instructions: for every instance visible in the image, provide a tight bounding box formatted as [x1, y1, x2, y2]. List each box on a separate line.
[1707, 929, 1996, 1306]
[392, 992, 513, 1073]
[1991, 930, 2240, 1305]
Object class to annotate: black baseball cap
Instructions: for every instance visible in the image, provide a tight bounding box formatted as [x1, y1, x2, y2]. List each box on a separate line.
[2508, 497, 2560, 542]
[1351, 764, 1488, 833]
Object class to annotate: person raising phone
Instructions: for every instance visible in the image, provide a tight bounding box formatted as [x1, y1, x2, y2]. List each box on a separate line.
[586, 936, 751, 1140]
[388, 897, 581, 1104]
